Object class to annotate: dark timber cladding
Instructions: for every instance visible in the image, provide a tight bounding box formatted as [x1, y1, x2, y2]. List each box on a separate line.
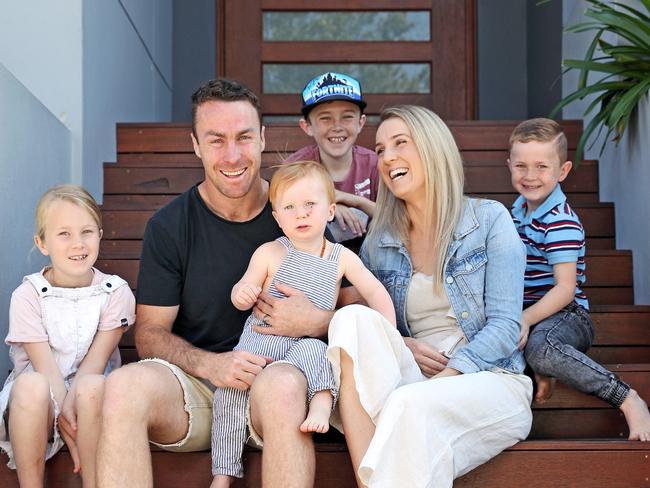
[220, 0, 476, 119]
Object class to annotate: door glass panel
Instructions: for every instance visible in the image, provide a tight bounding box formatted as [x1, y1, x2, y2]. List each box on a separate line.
[263, 11, 430, 41]
[263, 64, 430, 94]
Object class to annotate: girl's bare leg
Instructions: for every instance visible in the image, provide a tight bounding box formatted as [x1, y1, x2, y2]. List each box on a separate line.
[75, 374, 106, 488]
[337, 351, 375, 488]
[9, 372, 52, 488]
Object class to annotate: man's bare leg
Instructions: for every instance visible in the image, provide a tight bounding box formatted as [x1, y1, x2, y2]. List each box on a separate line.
[338, 350, 375, 488]
[249, 363, 314, 488]
[96, 362, 190, 488]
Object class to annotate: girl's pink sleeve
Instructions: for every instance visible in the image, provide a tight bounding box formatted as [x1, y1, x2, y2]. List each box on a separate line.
[98, 284, 136, 331]
[6, 283, 48, 344]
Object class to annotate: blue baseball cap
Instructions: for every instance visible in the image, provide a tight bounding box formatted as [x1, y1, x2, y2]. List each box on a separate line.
[301, 72, 367, 117]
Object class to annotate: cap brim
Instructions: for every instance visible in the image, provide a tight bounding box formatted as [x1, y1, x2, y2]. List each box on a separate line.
[301, 96, 367, 117]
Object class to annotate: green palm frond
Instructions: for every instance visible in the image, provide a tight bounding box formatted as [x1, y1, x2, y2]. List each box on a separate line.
[551, 0, 650, 164]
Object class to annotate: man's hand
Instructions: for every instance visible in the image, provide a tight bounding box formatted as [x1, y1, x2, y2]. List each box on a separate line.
[253, 282, 332, 338]
[204, 350, 271, 391]
[404, 337, 449, 377]
[333, 204, 365, 237]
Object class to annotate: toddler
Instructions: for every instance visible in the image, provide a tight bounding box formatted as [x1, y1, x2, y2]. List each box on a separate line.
[210, 161, 395, 486]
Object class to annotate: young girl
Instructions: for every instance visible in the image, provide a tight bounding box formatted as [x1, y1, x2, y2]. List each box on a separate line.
[211, 161, 396, 486]
[0, 185, 135, 487]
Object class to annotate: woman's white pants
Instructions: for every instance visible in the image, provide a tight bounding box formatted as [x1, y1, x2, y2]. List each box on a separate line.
[327, 305, 533, 488]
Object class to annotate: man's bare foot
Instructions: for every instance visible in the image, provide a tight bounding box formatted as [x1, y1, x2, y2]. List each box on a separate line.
[299, 390, 333, 434]
[534, 374, 556, 404]
[210, 474, 234, 487]
[620, 389, 650, 441]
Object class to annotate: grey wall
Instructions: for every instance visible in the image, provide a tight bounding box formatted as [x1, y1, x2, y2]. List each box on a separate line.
[477, 0, 562, 120]
[172, 0, 216, 121]
[0, 65, 71, 380]
[83, 0, 173, 199]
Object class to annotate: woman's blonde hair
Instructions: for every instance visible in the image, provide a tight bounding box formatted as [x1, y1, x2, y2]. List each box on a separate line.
[269, 160, 336, 209]
[35, 184, 102, 241]
[366, 105, 465, 290]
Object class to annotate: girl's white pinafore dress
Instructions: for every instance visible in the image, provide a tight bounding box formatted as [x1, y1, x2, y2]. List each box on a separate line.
[0, 270, 127, 468]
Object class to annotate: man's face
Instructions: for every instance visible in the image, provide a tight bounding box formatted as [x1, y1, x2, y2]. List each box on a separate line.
[191, 100, 265, 200]
[300, 101, 366, 163]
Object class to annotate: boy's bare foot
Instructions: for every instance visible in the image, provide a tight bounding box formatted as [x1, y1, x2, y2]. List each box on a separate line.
[534, 374, 556, 404]
[620, 389, 650, 441]
[299, 390, 333, 434]
[210, 474, 234, 487]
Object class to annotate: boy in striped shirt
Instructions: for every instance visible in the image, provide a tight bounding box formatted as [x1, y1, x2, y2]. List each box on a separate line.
[508, 118, 650, 441]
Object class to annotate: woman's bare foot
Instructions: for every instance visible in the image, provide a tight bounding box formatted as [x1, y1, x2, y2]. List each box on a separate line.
[620, 389, 650, 441]
[210, 474, 234, 487]
[299, 390, 333, 433]
[534, 374, 556, 404]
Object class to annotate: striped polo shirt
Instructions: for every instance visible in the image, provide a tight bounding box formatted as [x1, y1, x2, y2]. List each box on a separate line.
[511, 184, 588, 310]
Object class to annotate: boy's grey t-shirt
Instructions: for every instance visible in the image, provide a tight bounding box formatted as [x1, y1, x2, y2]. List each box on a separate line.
[286, 144, 379, 201]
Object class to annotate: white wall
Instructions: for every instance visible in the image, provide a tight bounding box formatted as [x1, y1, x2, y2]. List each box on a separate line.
[0, 65, 71, 380]
[563, 0, 650, 304]
[0, 0, 83, 182]
[0, 1, 172, 379]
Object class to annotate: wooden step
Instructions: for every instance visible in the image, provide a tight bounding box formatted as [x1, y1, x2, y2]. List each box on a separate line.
[94, 249, 633, 288]
[103, 161, 599, 196]
[115, 121, 584, 154]
[2, 440, 648, 488]
[114, 150, 592, 167]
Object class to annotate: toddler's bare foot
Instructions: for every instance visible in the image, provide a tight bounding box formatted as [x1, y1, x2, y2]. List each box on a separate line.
[299, 390, 332, 434]
[210, 474, 234, 488]
[534, 374, 556, 404]
[620, 389, 650, 441]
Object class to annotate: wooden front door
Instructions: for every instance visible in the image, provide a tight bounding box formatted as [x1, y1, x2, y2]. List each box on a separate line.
[219, 0, 476, 120]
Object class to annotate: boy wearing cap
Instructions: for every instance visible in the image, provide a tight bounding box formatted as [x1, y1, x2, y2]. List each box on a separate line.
[286, 72, 379, 244]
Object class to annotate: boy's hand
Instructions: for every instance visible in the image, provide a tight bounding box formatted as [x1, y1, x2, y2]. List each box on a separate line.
[334, 204, 366, 236]
[518, 318, 531, 351]
[233, 283, 262, 310]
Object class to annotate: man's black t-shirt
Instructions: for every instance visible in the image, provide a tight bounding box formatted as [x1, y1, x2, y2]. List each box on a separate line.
[136, 185, 283, 353]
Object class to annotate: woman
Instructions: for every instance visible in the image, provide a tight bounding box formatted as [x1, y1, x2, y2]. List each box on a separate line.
[327, 105, 533, 487]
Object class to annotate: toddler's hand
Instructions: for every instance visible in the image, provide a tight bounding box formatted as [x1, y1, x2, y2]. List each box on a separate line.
[233, 283, 262, 310]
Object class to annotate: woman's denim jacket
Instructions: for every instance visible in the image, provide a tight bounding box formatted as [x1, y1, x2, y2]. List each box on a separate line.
[360, 198, 526, 374]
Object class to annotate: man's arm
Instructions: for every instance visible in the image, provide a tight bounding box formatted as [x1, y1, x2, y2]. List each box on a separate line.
[135, 304, 268, 390]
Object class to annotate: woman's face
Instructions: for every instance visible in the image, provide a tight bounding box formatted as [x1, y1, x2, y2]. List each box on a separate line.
[375, 117, 426, 203]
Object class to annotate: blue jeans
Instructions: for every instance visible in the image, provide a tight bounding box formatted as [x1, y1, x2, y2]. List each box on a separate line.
[524, 302, 630, 408]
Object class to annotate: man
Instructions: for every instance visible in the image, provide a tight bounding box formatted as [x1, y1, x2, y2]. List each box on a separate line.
[97, 79, 334, 487]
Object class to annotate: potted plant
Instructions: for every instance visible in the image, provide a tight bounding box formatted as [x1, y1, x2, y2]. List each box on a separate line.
[550, 0, 650, 164]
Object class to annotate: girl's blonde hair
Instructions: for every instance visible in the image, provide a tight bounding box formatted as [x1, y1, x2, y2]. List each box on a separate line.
[35, 184, 102, 241]
[366, 105, 465, 290]
[269, 160, 336, 209]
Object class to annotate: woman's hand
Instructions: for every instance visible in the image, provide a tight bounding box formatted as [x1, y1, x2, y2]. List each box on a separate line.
[404, 337, 449, 377]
